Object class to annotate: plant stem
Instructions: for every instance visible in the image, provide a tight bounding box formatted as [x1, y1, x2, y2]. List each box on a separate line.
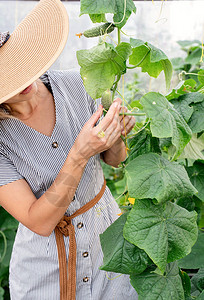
[126, 49, 150, 69]
[112, 75, 121, 100]
[112, 28, 122, 101]
[117, 27, 121, 45]
[119, 112, 146, 116]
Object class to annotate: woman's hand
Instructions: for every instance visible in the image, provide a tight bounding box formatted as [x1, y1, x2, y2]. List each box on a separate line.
[118, 105, 136, 136]
[71, 99, 122, 161]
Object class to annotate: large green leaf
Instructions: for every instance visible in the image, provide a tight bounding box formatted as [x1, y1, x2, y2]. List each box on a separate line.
[186, 161, 204, 202]
[130, 262, 185, 300]
[80, 0, 136, 28]
[129, 39, 173, 90]
[77, 42, 133, 99]
[124, 130, 161, 165]
[125, 153, 197, 203]
[123, 199, 198, 272]
[140, 92, 192, 159]
[99, 213, 151, 274]
[77, 43, 121, 99]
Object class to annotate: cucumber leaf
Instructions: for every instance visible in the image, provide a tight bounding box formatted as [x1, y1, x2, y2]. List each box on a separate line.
[185, 48, 202, 65]
[129, 39, 173, 90]
[114, 42, 132, 74]
[125, 153, 197, 203]
[89, 14, 107, 23]
[171, 92, 204, 123]
[192, 268, 204, 293]
[170, 92, 204, 134]
[99, 213, 151, 274]
[186, 161, 204, 202]
[113, 0, 136, 28]
[140, 92, 192, 159]
[80, 0, 136, 28]
[123, 199, 198, 272]
[179, 270, 191, 298]
[171, 57, 186, 71]
[77, 43, 122, 99]
[179, 134, 204, 161]
[77, 42, 132, 99]
[188, 101, 204, 133]
[130, 263, 185, 300]
[124, 130, 161, 165]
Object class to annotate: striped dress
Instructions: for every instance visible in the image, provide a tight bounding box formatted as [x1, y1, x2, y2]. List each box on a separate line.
[0, 70, 138, 300]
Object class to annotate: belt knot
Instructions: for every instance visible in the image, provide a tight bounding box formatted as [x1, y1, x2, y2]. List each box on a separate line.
[55, 177, 106, 300]
[56, 216, 71, 237]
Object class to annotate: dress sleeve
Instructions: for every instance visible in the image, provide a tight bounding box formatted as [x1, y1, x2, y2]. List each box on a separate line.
[0, 154, 24, 187]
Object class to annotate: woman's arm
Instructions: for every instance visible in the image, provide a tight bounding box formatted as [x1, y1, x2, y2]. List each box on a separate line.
[0, 102, 121, 237]
[100, 137, 126, 168]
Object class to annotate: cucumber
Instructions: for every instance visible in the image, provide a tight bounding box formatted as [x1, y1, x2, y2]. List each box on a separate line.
[83, 23, 115, 38]
[101, 89, 112, 111]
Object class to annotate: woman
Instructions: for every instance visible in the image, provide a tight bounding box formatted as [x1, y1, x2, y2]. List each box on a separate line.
[0, 0, 137, 299]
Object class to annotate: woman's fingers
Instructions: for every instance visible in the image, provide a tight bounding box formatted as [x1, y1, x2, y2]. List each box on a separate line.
[95, 101, 120, 132]
[105, 119, 121, 147]
[113, 97, 122, 106]
[121, 117, 136, 135]
[88, 104, 103, 128]
[119, 106, 136, 134]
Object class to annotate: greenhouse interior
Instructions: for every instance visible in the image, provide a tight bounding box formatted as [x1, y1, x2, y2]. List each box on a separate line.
[0, 0, 204, 299]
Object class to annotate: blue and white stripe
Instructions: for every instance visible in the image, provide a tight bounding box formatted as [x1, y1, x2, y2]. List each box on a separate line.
[0, 69, 138, 300]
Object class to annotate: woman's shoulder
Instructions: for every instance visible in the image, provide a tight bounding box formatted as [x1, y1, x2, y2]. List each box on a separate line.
[47, 69, 84, 87]
[46, 69, 88, 100]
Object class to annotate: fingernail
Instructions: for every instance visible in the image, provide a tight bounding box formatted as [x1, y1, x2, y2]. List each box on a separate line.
[114, 102, 118, 108]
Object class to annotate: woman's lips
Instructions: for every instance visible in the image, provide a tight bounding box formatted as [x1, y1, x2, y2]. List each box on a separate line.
[20, 84, 32, 95]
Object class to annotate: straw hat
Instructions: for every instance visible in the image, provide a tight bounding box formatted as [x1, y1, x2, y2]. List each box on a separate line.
[0, 0, 69, 104]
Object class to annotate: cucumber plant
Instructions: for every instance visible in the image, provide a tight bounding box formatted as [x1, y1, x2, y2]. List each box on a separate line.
[76, 0, 204, 299]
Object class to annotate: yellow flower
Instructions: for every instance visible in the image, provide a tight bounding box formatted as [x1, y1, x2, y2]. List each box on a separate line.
[128, 197, 135, 205]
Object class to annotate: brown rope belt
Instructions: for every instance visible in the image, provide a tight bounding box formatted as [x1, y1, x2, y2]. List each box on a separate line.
[54, 178, 106, 300]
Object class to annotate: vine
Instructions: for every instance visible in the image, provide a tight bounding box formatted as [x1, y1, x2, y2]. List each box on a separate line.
[77, 0, 204, 299]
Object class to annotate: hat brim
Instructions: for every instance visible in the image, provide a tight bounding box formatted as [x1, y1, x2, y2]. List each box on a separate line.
[0, 0, 69, 104]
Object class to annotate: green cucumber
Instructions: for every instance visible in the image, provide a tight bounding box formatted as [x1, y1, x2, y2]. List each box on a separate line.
[101, 89, 112, 111]
[83, 23, 115, 38]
